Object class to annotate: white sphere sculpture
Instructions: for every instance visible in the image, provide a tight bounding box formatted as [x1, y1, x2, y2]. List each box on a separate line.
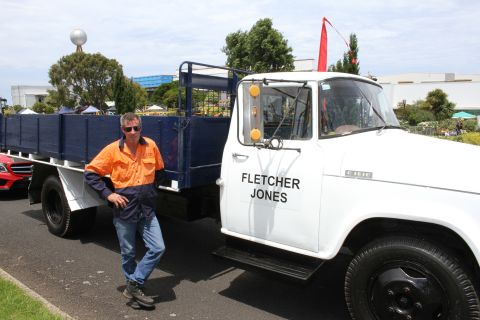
[70, 29, 87, 52]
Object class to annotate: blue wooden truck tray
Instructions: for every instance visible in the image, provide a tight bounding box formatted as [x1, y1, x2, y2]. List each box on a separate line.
[0, 62, 249, 190]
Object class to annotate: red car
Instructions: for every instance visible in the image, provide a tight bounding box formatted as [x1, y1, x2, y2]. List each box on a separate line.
[0, 154, 32, 190]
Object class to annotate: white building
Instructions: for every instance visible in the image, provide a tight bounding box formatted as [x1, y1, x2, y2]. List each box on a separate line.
[377, 73, 480, 111]
[11, 85, 53, 108]
[293, 59, 315, 72]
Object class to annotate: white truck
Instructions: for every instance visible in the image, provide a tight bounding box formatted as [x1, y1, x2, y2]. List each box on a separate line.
[2, 62, 480, 319]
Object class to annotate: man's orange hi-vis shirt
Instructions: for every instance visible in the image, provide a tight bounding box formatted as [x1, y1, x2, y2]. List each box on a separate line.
[84, 136, 164, 222]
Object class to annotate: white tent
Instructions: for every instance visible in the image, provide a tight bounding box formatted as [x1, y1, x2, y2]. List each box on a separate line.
[147, 105, 164, 111]
[19, 108, 38, 114]
[81, 105, 100, 114]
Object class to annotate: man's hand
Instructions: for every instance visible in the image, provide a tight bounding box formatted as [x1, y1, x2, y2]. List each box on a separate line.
[107, 193, 129, 208]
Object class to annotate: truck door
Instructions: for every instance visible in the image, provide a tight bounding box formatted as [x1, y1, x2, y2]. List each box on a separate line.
[221, 81, 322, 253]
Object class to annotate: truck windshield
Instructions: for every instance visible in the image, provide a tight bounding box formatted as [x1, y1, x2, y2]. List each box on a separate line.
[318, 78, 399, 137]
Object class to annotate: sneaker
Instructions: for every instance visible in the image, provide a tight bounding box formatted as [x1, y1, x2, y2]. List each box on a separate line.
[126, 280, 154, 307]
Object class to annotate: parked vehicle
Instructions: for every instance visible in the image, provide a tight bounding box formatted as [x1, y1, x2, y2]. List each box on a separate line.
[0, 153, 32, 190]
[1, 62, 480, 319]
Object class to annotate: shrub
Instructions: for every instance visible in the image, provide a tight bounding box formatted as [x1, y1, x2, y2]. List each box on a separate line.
[31, 102, 48, 113]
[12, 105, 23, 113]
[459, 132, 480, 145]
[407, 108, 435, 126]
[463, 119, 478, 132]
[441, 132, 480, 145]
[45, 106, 56, 114]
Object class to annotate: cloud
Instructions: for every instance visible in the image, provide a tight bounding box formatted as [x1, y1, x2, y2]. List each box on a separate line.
[0, 0, 479, 102]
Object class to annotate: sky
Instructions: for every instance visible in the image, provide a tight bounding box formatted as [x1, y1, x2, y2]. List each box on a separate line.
[1, 0, 479, 104]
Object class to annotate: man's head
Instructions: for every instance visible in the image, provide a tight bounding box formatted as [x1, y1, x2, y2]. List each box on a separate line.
[120, 112, 142, 145]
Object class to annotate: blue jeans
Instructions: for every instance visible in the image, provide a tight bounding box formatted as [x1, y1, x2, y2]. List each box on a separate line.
[113, 216, 165, 286]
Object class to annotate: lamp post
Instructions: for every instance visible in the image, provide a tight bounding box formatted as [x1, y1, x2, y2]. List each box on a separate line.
[0, 97, 7, 115]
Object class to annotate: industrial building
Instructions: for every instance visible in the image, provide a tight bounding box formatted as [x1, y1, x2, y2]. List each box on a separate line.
[11, 85, 53, 108]
[131, 75, 174, 93]
[378, 73, 480, 112]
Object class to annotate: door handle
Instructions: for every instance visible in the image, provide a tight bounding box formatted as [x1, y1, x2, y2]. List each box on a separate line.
[232, 152, 249, 159]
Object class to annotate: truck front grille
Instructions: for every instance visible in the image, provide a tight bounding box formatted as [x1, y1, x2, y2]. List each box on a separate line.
[10, 163, 33, 175]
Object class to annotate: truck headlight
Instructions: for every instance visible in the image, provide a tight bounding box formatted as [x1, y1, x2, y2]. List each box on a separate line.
[0, 163, 7, 173]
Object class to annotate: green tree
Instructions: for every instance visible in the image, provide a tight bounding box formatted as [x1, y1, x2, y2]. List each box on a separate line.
[112, 69, 134, 114]
[31, 102, 48, 114]
[132, 81, 147, 110]
[406, 107, 436, 125]
[150, 81, 186, 108]
[394, 100, 435, 125]
[112, 70, 148, 114]
[48, 52, 122, 111]
[329, 34, 360, 75]
[112, 69, 124, 112]
[223, 18, 294, 72]
[163, 88, 179, 108]
[425, 89, 455, 120]
[44, 88, 70, 109]
[150, 81, 176, 105]
[12, 105, 23, 113]
[223, 31, 249, 71]
[45, 106, 55, 114]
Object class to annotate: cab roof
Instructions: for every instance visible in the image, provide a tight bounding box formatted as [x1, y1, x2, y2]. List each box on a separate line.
[243, 71, 378, 85]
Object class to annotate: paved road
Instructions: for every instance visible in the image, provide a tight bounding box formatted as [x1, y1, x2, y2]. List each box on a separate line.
[0, 190, 351, 320]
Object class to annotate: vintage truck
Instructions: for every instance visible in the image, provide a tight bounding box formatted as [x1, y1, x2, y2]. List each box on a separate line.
[1, 62, 479, 319]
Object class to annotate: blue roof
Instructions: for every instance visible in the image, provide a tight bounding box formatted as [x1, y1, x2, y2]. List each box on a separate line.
[132, 75, 173, 89]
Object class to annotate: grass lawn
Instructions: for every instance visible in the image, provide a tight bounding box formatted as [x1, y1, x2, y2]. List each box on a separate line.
[0, 277, 64, 320]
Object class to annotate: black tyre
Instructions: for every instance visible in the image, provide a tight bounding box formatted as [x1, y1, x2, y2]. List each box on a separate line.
[345, 236, 480, 320]
[41, 175, 96, 237]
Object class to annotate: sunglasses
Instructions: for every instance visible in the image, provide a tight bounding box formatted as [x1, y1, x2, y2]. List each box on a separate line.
[123, 126, 141, 132]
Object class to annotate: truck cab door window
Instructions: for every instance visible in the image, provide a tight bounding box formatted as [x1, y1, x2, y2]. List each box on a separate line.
[242, 81, 312, 145]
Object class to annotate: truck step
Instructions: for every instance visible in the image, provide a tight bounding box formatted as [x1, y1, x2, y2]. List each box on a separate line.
[213, 239, 324, 282]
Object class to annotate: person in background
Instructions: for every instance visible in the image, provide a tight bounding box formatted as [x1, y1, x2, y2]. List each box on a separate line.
[84, 112, 166, 309]
[456, 119, 463, 135]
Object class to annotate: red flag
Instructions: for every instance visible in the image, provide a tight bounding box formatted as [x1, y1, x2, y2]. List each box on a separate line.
[317, 18, 328, 72]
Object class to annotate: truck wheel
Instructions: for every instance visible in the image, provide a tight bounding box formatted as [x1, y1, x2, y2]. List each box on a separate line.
[41, 175, 96, 237]
[344, 236, 480, 320]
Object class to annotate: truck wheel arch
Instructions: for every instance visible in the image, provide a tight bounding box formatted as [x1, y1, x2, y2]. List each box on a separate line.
[40, 174, 96, 237]
[29, 163, 59, 204]
[342, 218, 480, 280]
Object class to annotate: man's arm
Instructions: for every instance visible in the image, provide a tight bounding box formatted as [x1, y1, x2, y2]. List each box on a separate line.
[83, 145, 117, 199]
[84, 171, 113, 200]
[84, 146, 129, 208]
[84, 145, 115, 200]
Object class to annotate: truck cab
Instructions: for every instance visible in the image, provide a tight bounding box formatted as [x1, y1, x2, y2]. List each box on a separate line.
[217, 72, 480, 319]
[220, 72, 399, 255]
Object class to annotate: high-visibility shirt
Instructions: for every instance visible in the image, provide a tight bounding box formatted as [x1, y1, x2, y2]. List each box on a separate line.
[84, 135, 164, 222]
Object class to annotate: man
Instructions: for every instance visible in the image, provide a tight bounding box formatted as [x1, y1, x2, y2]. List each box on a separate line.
[84, 112, 166, 308]
[456, 119, 463, 135]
